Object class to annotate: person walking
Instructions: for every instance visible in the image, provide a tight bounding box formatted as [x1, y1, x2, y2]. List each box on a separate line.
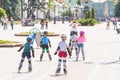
[45, 18, 49, 29]
[10, 17, 14, 30]
[113, 18, 118, 30]
[106, 17, 111, 30]
[3, 17, 8, 30]
[40, 19, 45, 29]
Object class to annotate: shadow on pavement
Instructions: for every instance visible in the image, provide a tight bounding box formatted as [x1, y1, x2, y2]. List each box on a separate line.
[100, 60, 120, 65]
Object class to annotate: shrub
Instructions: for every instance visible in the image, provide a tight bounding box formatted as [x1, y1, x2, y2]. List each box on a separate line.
[77, 18, 98, 26]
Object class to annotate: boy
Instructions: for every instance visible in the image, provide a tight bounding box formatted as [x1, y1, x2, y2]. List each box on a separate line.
[40, 31, 52, 61]
[18, 37, 35, 72]
[54, 34, 71, 74]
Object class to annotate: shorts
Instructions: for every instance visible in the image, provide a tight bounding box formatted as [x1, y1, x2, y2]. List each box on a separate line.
[42, 44, 49, 49]
[41, 44, 49, 53]
[22, 52, 31, 59]
[58, 51, 67, 58]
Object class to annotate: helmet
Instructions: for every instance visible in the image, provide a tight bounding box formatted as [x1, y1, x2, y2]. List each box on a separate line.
[43, 31, 48, 35]
[80, 31, 85, 35]
[27, 37, 32, 41]
[61, 34, 67, 40]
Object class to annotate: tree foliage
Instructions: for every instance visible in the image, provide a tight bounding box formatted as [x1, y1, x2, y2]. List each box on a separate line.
[61, 10, 74, 17]
[2, 0, 20, 20]
[91, 8, 95, 19]
[0, 8, 6, 18]
[85, 10, 91, 19]
[77, 0, 81, 5]
[115, 0, 120, 17]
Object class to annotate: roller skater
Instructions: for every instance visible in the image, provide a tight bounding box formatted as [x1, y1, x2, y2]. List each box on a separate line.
[54, 34, 71, 74]
[69, 31, 78, 58]
[40, 31, 52, 61]
[18, 37, 35, 73]
[76, 31, 86, 61]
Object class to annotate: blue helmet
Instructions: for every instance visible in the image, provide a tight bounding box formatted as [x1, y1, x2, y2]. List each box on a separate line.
[27, 37, 32, 41]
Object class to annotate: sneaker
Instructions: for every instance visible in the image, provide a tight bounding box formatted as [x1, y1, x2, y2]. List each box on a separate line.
[56, 68, 61, 73]
[63, 68, 67, 74]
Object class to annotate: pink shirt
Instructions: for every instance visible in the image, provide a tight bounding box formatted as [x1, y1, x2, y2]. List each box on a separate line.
[77, 36, 86, 43]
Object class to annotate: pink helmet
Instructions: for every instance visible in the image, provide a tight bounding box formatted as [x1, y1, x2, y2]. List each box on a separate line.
[80, 31, 85, 35]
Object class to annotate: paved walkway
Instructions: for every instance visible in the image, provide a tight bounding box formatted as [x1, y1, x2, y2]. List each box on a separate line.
[0, 22, 120, 80]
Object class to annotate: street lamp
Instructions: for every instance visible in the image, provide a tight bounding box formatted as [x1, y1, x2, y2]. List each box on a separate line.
[68, 0, 71, 23]
[54, 4, 56, 24]
[62, 5, 65, 24]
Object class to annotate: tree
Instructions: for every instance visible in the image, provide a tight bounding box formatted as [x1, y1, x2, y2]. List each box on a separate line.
[115, 0, 120, 17]
[0, 8, 6, 18]
[77, 0, 81, 5]
[85, 10, 91, 19]
[61, 10, 74, 17]
[91, 8, 95, 19]
[2, 0, 20, 20]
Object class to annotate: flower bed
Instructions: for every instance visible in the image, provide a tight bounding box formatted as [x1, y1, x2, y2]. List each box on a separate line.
[15, 32, 59, 37]
[0, 40, 22, 47]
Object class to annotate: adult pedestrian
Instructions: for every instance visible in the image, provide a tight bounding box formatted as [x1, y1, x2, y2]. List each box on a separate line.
[3, 17, 8, 30]
[40, 19, 45, 29]
[45, 18, 49, 29]
[10, 17, 14, 30]
[106, 17, 111, 30]
[113, 18, 118, 30]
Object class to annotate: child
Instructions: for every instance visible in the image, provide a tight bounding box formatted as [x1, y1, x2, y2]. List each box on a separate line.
[54, 34, 71, 74]
[69, 31, 78, 58]
[69, 18, 80, 36]
[76, 31, 86, 61]
[18, 37, 35, 72]
[40, 31, 52, 61]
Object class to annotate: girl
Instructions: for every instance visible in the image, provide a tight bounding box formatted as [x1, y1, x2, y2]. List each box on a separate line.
[54, 34, 71, 74]
[76, 31, 86, 61]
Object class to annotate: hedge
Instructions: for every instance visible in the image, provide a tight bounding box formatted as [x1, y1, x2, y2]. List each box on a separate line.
[77, 18, 98, 26]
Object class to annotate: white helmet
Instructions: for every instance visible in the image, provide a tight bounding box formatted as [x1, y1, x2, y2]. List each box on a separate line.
[61, 34, 67, 40]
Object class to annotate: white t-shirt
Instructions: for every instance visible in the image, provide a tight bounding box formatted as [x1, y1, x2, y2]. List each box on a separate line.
[70, 22, 78, 32]
[70, 34, 77, 42]
[58, 41, 68, 51]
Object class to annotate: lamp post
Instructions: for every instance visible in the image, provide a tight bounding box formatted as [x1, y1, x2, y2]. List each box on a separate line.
[21, 0, 23, 18]
[54, 4, 56, 24]
[62, 5, 65, 24]
[75, 6, 78, 18]
[68, 0, 71, 23]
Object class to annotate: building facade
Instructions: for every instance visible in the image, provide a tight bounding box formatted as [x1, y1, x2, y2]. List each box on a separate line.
[81, 0, 115, 20]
